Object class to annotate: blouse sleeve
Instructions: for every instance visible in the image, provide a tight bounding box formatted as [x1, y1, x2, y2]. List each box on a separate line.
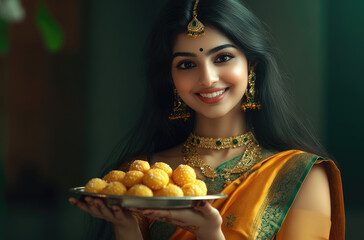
[275, 209, 331, 240]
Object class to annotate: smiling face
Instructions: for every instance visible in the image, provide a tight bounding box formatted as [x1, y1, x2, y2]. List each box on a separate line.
[171, 27, 249, 119]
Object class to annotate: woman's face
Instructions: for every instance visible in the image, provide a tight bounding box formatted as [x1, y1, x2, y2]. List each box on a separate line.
[171, 27, 248, 119]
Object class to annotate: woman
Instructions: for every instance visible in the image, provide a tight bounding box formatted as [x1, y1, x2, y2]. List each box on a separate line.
[69, 0, 345, 239]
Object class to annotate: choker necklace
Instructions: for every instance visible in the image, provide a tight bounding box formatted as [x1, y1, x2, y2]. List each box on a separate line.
[183, 131, 262, 186]
[189, 131, 252, 150]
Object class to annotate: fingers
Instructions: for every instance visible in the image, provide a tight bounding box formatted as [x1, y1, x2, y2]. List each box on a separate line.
[85, 197, 104, 217]
[69, 197, 113, 219]
[134, 209, 177, 224]
[93, 198, 115, 220]
[112, 205, 129, 220]
[69, 197, 135, 223]
[194, 200, 218, 216]
[194, 201, 223, 227]
[135, 208, 203, 234]
[69, 197, 91, 213]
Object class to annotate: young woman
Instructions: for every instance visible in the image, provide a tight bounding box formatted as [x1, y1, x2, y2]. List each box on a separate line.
[69, 0, 345, 239]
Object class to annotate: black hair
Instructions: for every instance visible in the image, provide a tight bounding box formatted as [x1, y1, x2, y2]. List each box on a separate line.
[94, 0, 327, 239]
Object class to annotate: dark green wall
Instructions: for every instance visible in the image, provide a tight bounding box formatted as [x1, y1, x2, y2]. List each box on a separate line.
[327, 0, 364, 204]
[327, 0, 364, 227]
[84, 0, 164, 178]
[245, 0, 328, 142]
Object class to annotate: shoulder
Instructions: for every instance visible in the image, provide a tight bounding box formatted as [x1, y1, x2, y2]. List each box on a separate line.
[291, 164, 331, 217]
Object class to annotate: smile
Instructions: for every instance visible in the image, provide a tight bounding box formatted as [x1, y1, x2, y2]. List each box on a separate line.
[196, 88, 229, 104]
[199, 89, 226, 98]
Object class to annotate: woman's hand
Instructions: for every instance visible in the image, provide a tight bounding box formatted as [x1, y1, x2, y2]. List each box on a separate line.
[68, 197, 143, 240]
[132, 201, 225, 240]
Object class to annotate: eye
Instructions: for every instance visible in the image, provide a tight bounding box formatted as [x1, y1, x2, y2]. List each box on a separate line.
[215, 54, 234, 63]
[176, 60, 196, 70]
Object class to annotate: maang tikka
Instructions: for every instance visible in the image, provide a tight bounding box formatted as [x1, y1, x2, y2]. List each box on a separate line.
[241, 65, 262, 111]
[169, 88, 191, 121]
[187, 0, 205, 38]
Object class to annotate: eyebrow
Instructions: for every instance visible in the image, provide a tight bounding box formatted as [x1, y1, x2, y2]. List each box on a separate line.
[172, 44, 237, 60]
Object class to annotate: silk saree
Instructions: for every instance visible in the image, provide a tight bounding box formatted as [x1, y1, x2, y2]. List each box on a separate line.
[149, 149, 345, 240]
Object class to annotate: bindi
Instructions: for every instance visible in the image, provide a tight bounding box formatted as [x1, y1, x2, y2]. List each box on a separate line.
[199, 48, 203, 52]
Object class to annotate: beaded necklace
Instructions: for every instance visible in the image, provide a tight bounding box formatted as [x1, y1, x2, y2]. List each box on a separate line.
[183, 131, 262, 186]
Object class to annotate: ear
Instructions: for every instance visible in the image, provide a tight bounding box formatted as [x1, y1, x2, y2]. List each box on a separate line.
[248, 60, 258, 72]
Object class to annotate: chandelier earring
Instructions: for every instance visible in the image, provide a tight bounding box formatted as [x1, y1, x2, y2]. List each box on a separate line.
[241, 68, 262, 111]
[169, 88, 191, 121]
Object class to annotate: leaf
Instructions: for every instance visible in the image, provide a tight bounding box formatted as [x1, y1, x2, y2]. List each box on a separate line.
[0, 18, 9, 54]
[36, 2, 63, 52]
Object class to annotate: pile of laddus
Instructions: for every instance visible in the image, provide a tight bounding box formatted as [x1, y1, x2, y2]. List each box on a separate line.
[84, 160, 207, 197]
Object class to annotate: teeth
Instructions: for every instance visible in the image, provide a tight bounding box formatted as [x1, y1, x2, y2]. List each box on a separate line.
[199, 89, 226, 98]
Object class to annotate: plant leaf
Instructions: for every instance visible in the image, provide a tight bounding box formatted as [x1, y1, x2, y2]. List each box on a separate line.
[36, 2, 63, 52]
[0, 18, 9, 54]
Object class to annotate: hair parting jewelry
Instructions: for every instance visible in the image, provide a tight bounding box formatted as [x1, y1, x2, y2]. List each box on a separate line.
[183, 131, 262, 186]
[168, 88, 191, 121]
[187, 0, 205, 38]
[241, 67, 262, 111]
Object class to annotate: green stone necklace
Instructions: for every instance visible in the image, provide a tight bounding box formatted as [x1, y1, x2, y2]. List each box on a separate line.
[183, 131, 262, 186]
[188, 131, 252, 150]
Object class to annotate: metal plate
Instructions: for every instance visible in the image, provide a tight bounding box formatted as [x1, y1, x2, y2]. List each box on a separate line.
[70, 187, 227, 209]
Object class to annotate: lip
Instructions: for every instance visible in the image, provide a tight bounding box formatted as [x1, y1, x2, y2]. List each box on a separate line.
[196, 87, 227, 94]
[196, 88, 229, 104]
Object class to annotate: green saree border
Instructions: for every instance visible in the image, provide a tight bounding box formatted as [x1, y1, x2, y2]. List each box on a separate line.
[249, 152, 319, 240]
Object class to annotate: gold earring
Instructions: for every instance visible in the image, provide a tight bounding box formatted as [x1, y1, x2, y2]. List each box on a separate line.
[169, 88, 191, 121]
[241, 69, 262, 111]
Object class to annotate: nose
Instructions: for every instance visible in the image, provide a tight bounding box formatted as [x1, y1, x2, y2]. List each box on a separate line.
[199, 63, 218, 87]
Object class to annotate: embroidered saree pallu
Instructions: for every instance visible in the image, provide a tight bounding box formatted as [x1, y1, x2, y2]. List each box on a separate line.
[169, 150, 345, 240]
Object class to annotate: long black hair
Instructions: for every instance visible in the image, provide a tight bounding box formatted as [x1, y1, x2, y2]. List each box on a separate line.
[94, 0, 327, 238]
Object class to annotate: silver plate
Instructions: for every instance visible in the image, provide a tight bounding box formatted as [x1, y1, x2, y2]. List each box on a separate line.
[70, 187, 227, 209]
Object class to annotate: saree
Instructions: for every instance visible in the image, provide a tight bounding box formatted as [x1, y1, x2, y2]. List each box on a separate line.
[151, 149, 344, 240]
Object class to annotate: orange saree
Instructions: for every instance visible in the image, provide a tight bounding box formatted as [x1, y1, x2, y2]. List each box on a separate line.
[168, 149, 345, 240]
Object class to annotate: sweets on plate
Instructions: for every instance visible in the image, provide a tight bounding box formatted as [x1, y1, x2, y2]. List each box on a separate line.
[151, 162, 173, 177]
[194, 179, 208, 195]
[103, 170, 125, 183]
[129, 160, 150, 173]
[182, 182, 204, 196]
[84, 178, 108, 193]
[172, 164, 197, 187]
[154, 184, 184, 197]
[143, 168, 169, 190]
[168, 177, 175, 185]
[83, 161, 207, 197]
[102, 182, 127, 195]
[123, 170, 144, 188]
[126, 184, 153, 197]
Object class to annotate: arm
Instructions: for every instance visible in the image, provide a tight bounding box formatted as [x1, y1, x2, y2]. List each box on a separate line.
[276, 164, 331, 240]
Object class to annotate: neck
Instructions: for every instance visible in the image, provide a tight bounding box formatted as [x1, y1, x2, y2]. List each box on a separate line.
[194, 106, 247, 138]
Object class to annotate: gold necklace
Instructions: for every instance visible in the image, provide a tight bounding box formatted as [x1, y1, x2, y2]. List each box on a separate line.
[189, 131, 252, 150]
[183, 131, 262, 186]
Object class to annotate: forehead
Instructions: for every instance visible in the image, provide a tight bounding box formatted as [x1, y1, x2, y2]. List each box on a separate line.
[173, 27, 233, 53]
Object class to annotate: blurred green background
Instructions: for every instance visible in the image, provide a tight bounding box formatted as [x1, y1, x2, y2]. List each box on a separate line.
[1, 0, 363, 239]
